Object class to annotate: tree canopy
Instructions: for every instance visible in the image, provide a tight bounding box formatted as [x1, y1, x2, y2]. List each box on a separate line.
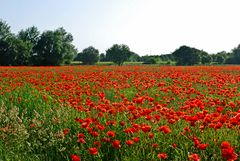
[106, 44, 131, 65]
[172, 46, 201, 65]
[0, 20, 77, 66]
[76, 46, 99, 65]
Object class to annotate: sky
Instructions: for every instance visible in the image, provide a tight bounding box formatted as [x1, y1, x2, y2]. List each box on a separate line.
[1, 0, 240, 55]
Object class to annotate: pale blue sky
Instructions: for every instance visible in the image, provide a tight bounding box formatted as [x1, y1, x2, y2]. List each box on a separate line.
[1, 0, 240, 55]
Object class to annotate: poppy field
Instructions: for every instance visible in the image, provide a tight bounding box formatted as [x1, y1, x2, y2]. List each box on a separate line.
[0, 66, 239, 161]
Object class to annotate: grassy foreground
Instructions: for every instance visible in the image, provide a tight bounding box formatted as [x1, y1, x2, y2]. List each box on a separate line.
[0, 66, 239, 161]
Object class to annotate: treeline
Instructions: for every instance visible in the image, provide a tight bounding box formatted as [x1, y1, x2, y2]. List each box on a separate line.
[1, 19, 240, 66]
[0, 20, 77, 66]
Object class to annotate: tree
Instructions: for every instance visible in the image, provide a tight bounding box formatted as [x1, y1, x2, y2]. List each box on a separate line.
[201, 54, 212, 64]
[0, 20, 12, 41]
[142, 57, 157, 64]
[106, 44, 131, 65]
[172, 45, 201, 65]
[0, 20, 32, 66]
[159, 54, 174, 62]
[76, 46, 99, 64]
[229, 44, 240, 64]
[128, 52, 141, 62]
[18, 26, 40, 65]
[216, 55, 225, 64]
[35, 28, 77, 66]
[18, 26, 40, 45]
[0, 37, 32, 66]
[99, 53, 106, 62]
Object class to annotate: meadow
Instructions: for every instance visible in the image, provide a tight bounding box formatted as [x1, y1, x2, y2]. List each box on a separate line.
[0, 66, 239, 161]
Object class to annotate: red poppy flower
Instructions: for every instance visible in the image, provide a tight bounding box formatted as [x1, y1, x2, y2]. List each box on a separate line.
[157, 153, 167, 159]
[70, 154, 80, 161]
[63, 128, 70, 135]
[197, 143, 208, 150]
[132, 137, 140, 143]
[158, 125, 171, 134]
[107, 131, 116, 137]
[77, 133, 85, 139]
[126, 140, 134, 146]
[112, 140, 121, 149]
[189, 153, 200, 161]
[89, 147, 98, 155]
[77, 138, 86, 144]
[152, 143, 158, 148]
[142, 125, 151, 133]
[221, 141, 231, 149]
[220, 141, 238, 161]
[148, 132, 154, 139]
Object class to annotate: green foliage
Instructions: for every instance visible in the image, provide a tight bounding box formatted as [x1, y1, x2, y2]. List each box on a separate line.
[99, 53, 106, 62]
[106, 44, 131, 65]
[18, 26, 40, 46]
[172, 46, 202, 65]
[35, 28, 77, 66]
[128, 52, 141, 62]
[0, 20, 77, 66]
[142, 57, 157, 64]
[201, 54, 212, 65]
[0, 20, 12, 41]
[226, 44, 240, 64]
[0, 37, 33, 66]
[18, 26, 40, 65]
[216, 55, 225, 64]
[76, 46, 99, 64]
[159, 54, 174, 62]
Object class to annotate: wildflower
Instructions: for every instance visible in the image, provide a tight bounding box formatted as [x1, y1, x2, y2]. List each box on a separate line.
[153, 143, 158, 148]
[126, 140, 134, 146]
[63, 128, 70, 135]
[112, 140, 121, 149]
[107, 130, 116, 137]
[142, 125, 151, 133]
[91, 131, 100, 137]
[220, 141, 238, 161]
[157, 153, 167, 159]
[158, 125, 171, 134]
[70, 154, 80, 161]
[197, 144, 208, 150]
[77, 133, 85, 139]
[172, 143, 177, 148]
[148, 132, 154, 139]
[89, 147, 98, 155]
[132, 137, 140, 143]
[189, 153, 200, 161]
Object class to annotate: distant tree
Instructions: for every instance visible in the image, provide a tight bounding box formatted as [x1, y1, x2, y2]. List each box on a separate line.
[201, 54, 212, 64]
[106, 44, 131, 65]
[229, 45, 240, 64]
[0, 20, 12, 65]
[18, 26, 40, 65]
[99, 53, 106, 62]
[35, 28, 77, 65]
[199, 51, 212, 65]
[76, 46, 99, 64]
[0, 37, 32, 65]
[142, 57, 157, 64]
[0, 20, 12, 40]
[172, 45, 201, 65]
[18, 26, 40, 45]
[0, 40, 11, 65]
[159, 54, 174, 62]
[128, 52, 141, 62]
[216, 55, 225, 64]
[0, 20, 32, 66]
